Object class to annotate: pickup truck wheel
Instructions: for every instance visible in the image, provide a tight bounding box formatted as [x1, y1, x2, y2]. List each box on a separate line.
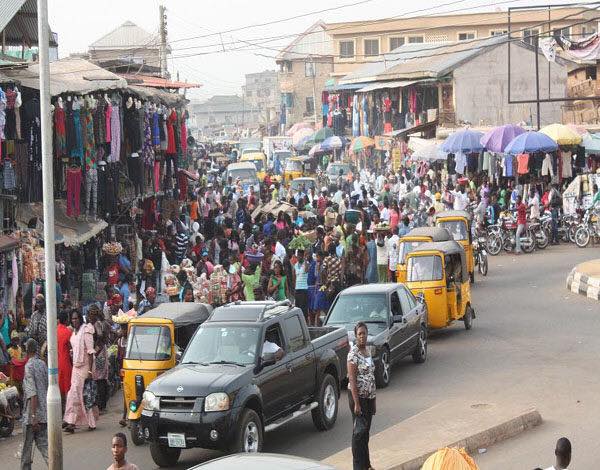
[130, 420, 145, 446]
[412, 326, 427, 364]
[375, 347, 391, 388]
[149, 442, 181, 467]
[229, 409, 263, 453]
[312, 373, 338, 431]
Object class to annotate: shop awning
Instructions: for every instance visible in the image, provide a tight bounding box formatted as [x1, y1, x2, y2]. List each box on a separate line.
[326, 82, 370, 91]
[16, 201, 108, 247]
[0, 235, 18, 252]
[356, 79, 433, 93]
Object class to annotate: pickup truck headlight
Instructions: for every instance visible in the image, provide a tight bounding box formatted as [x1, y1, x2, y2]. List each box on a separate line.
[204, 393, 230, 412]
[141, 391, 160, 411]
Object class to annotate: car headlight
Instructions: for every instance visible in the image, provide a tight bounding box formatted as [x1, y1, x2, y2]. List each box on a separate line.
[141, 391, 160, 411]
[204, 393, 230, 412]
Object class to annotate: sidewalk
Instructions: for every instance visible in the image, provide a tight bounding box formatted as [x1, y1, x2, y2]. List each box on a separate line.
[566, 259, 600, 300]
[323, 400, 541, 470]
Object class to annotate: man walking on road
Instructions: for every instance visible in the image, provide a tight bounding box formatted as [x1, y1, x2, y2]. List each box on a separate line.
[548, 184, 562, 245]
[21, 338, 49, 470]
[515, 195, 527, 254]
[544, 437, 571, 470]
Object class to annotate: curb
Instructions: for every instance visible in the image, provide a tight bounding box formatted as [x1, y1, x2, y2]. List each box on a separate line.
[390, 409, 542, 470]
[566, 267, 600, 300]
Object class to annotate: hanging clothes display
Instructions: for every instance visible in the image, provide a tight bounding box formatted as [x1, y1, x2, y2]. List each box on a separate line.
[166, 109, 177, 155]
[54, 103, 66, 158]
[516, 153, 529, 174]
[109, 101, 121, 162]
[561, 150, 573, 178]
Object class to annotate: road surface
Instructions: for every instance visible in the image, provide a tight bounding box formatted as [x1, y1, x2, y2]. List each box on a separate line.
[2, 244, 598, 469]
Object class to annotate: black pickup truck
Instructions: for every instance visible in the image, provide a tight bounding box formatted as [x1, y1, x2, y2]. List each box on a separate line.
[140, 300, 349, 467]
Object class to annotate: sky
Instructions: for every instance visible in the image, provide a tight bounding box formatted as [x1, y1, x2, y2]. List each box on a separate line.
[48, 0, 598, 102]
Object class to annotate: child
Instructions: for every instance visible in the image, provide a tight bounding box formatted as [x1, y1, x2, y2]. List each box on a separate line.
[107, 433, 138, 470]
[7, 330, 22, 360]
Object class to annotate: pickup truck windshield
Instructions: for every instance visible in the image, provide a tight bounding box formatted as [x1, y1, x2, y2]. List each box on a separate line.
[327, 294, 388, 324]
[182, 325, 261, 366]
[126, 325, 171, 360]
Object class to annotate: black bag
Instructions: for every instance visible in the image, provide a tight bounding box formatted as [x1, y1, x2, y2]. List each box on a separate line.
[83, 378, 98, 410]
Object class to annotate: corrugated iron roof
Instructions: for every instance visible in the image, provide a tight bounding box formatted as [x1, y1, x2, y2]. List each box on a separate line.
[119, 73, 200, 89]
[340, 36, 508, 84]
[0, 57, 126, 95]
[0, 0, 56, 47]
[89, 20, 160, 50]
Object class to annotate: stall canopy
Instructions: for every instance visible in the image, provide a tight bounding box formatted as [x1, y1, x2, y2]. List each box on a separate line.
[16, 201, 108, 246]
[0, 57, 126, 96]
[356, 79, 432, 93]
[125, 84, 188, 107]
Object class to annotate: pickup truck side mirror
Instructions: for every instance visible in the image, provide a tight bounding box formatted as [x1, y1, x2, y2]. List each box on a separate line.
[261, 352, 277, 368]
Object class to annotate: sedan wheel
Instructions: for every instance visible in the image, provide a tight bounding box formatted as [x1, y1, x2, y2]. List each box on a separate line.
[412, 326, 427, 363]
[375, 349, 391, 388]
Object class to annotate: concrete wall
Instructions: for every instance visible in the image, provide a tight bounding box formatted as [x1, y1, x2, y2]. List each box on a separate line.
[452, 43, 568, 126]
[90, 48, 160, 68]
[279, 58, 334, 126]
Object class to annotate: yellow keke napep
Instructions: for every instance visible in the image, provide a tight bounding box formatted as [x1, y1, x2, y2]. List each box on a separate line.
[122, 302, 212, 445]
[284, 155, 318, 183]
[240, 151, 268, 180]
[396, 226, 452, 283]
[404, 241, 475, 330]
[434, 210, 474, 282]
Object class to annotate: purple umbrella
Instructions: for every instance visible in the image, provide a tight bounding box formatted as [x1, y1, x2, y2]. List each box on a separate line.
[481, 124, 525, 152]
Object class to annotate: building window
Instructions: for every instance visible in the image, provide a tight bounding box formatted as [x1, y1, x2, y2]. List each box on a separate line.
[457, 32, 475, 41]
[305, 97, 314, 115]
[364, 39, 380, 57]
[490, 29, 507, 37]
[389, 37, 405, 51]
[523, 29, 540, 46]
[339, 40, 355, 59]
[280, 61, 293, 73]
[408, 36, 424, 44]
[582, 25, 596, 37]
[553, 27, 571, 38]
[305, 61, 315, 77]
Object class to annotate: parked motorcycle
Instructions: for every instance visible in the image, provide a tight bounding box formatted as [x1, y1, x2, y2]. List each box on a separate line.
[575, 208, 600, 248]
[529, 220, 549, 250]
[487, 214, 536, 254]
[473, 235, 488, 276]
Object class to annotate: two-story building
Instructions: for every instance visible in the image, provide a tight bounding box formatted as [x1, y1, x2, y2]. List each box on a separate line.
[276, 21, 334, 128]
[242, 70, 279, 129]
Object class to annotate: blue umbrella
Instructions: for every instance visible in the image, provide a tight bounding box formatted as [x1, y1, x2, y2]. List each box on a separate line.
[294, 134, 313, 150]
[321, 136, 348, 151]
[503, 131, 558, 154]
[441, 129, 484, 153]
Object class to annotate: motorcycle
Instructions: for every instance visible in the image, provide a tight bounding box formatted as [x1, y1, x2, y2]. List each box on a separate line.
[529, 219, 549, 249]
[487, 213, 536, 254]
[473, 236, 488, 276]
[575, 208, 600, 248]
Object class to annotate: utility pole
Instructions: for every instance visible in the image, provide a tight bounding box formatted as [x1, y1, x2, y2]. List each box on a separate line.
[36, 1, 62, 468]
[310, 56, 318, 127]
[159, 4, 168, 78]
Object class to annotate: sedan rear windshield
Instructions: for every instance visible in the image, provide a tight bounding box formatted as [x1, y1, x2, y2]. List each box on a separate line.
[326, 294, 388, 325]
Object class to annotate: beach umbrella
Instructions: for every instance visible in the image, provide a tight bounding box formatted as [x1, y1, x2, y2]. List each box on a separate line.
[351, 136, 375, 153]
[583, 133, 600, 153]
[314, 127, 334, 143]
[292, 128, 314, 146]
[567, 123, 589, 137]
[539, 123, 582, 145]
[504, 131, 558, 154]
[286, 122, 312, 136]
[308, 143, 325, 156]
[480, 124, 525, 152]
[411, 142, 445, 161]
[321, 135, 348, 151]
[441, 129, 484, 153]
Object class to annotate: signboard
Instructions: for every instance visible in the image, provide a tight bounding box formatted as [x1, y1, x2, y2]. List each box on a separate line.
[392, 148, 402, 171]
[374, 135, 393, 151]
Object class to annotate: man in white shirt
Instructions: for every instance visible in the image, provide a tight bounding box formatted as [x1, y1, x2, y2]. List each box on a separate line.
[387, 228, 399, 281]
[544, 437, 571, 470]
[452, 187, 469, 211]
[528, 188, 541, 221]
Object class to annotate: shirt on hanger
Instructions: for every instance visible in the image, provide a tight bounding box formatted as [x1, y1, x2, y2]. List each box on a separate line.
[517, 153, 529, 174]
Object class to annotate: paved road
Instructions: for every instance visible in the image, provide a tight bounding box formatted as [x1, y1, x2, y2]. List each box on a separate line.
[1, 244, 599, 469]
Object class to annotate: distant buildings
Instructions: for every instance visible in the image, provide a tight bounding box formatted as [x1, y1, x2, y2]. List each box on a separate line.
[242, 70, 279, 128]
[190, 95, 260, 136]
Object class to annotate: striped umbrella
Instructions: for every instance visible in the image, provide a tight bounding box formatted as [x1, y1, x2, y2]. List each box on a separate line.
[286, 122, 313, 136]
[321, 135, 348, 151]
[292, 128, 314, 147]
[314, 127, 334, 143]
[351, 136, 375, 153]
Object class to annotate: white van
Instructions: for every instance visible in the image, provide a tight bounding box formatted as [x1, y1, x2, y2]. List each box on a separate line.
[226, 162, 260, 194]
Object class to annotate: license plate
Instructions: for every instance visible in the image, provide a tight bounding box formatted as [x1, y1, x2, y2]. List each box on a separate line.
[167, 433, 186, 448]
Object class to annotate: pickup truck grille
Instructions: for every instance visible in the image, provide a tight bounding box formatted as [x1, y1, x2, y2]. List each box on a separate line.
[159, 396, 198, 411]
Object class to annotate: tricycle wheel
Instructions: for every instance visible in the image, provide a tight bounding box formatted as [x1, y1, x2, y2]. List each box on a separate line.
[463, 305, 474, 330]
[130, 420, 145, 446]
[0, 416, 14, 438]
